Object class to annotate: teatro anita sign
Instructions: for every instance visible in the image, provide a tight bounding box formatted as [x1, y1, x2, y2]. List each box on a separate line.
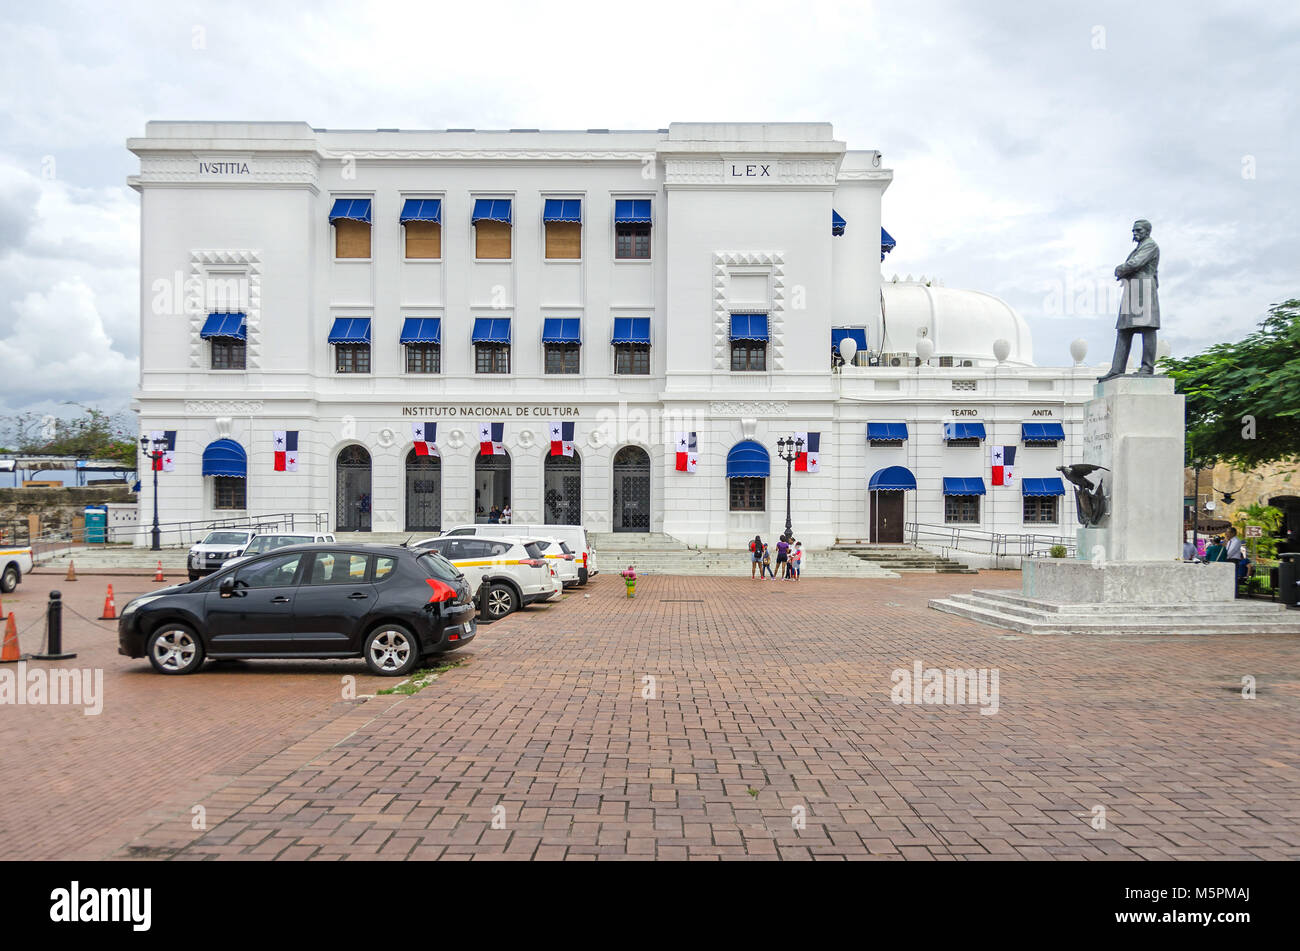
[401, 405, 582, 418]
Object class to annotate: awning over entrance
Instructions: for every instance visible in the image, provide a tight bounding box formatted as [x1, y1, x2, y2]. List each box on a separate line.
[542, 317, 581, 344]
[867, 422, 909, 441]
[472, 317, 512, 343]
[199, 313, 246, 339]
[399, 317, 442, 344]
[611, 317, 650, 345]
[1021, 422, 1065, 442]
[726, 441, 770, 479]
[472, 198, 512, 223]
[881, 227, 896, 261]
[202, 439, 247, 478]
[614, 199, 652, 223]
[400, 199, 442, 223]
[943, 422, 986, 441]
[729, 313, 769, 342]
[329, 198, 372, 223]
[832, 209, 846, 236]
[543, 198, 582, 222]
[832, 328, 866, 353]
[869, 465, 916, 491]
[328, 317, 371, 344]
[1022, 477, 1065, 496]
[943, 477, 986, 496]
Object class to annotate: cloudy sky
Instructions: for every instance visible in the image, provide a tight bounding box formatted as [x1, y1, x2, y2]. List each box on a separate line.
[1, 0, 1296, 418]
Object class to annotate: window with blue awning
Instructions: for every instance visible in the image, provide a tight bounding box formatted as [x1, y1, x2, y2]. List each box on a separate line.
[832, 210, 846, 236]
[729, 314, 769, 342]
[611, 317, 651, 345]
[881, 227, 896, 261]
[726, 441, 770, 479]
[399, 317, 442, 345]
[327, 317, 371, 344]
[869, 465, 916, 491]
[943, 477, 986, 496]
[329, 198, 372, 223]
[400, 199, 442, 223]
[543, 199, 582, 223]
[542, 318, 581, 344]
[202, 439, 247, 478]
[867, 422, 909, 441]
[944, 422, 986, 441]
[200, 313, 247, 340]
[614, 199, 652, 223]
[832, 328, 866, 353]
[472, 199, 512, 224]
[472, 317, 512, 344]
[1021, 422, 1066, 442]
[1022, 477, 1065, 496]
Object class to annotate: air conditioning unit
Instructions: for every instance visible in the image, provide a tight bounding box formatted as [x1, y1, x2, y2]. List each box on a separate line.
[960, 359, 974, 367]
[882, 351, 915, 368]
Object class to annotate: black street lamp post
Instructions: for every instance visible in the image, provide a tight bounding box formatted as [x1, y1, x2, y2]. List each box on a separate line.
[775, 435, 804, 540]
[139, 435, 165, 551]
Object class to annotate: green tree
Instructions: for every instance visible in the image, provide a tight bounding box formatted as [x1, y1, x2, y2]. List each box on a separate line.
[1, 405, 137, 467]
[1162, 299, 1300, 467]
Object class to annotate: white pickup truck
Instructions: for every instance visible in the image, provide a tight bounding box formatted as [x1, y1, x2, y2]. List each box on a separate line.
[1, 545, 34, 593]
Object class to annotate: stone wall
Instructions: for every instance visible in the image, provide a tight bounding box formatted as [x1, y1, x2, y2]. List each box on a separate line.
[0, 486, 136, 538]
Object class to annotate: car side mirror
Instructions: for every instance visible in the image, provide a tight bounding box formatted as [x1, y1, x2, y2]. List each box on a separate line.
[219, 576, 237, 598]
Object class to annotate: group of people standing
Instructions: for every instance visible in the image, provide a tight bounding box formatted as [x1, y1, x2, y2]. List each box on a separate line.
[749, 533, 803, 580]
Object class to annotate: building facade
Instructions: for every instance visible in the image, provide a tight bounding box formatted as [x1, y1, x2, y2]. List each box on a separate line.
[128, 121, 1096, 555]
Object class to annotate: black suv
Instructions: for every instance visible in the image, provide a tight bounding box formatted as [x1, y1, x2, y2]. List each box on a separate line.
[118, 544, 476, 676]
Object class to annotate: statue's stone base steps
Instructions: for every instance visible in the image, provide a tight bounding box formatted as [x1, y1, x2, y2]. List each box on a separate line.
[589, 533, 898, 578]
[833, 544, 977, 574]
[930, 588, 1300, 635]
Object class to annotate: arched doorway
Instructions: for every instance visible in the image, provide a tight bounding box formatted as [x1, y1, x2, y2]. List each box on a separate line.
[612, 446, 650, 532]
[868, 466, 916, 543]
[544, 451, 581, 525]
[474, 450, 511, 523]
[405, 449, 442, 533]
[336, 445, 372, 531]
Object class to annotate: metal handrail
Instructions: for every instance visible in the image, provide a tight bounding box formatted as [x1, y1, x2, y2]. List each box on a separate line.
[30, 511, 331, 562]
[905, 521, 1076, 561]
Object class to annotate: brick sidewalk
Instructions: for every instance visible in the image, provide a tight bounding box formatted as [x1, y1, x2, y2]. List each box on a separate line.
[5, 572, 1299, 860]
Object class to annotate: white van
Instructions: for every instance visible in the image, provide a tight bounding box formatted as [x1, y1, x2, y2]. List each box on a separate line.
[442, 524, 597, 584]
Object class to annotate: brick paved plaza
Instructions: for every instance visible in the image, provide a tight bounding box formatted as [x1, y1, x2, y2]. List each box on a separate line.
[4, 569, 1298, 861]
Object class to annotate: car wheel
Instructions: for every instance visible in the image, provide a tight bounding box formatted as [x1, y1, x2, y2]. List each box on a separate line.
[0, 565, 17, 593]
[577, 567, 588, 586]
[484, 583, 517, 620]
[364, 624, 420, 677]
[187, 571, 200, 582]
[147, 623, 205, 675]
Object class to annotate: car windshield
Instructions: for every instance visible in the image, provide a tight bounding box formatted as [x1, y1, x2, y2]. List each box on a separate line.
[418, 551, 462, 583]
[201, 531, 251, 546]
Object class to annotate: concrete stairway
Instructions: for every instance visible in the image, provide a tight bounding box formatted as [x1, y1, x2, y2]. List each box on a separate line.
[930, 588, 1300, 635]
[834, 544, 977, 574]
[588, 532, 898, 578]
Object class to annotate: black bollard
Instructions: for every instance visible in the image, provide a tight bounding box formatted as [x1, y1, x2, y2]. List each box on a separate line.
[477, 577, 491, 623]
[34, 590, 77, 661]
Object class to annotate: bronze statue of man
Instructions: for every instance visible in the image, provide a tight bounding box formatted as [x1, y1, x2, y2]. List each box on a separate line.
[1098, 219, 1160, 382]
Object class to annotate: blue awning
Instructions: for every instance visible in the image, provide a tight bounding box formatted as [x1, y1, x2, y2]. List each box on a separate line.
[867, 422, 909, 441]
[200, 313, 246, 340]
[730, 313, 769, 342]
[832, 210, 846, 236]
[881, 227, 896, 261]
[614, 199, 652, 224]
[943, 477, 986, 496]
[400, 199, 442, 223]
[542, 318, 581, 344]
[543, 199, 582, 223]
[611, 317, 650, 345]
[726, 440, 770, 479]
[944, 422, 986, 441]
[329, 198, 372, 223]
[399, 317, 442, 345]
[869, 465, 916, 491]
[1021, 422, 1066, 442]
[832, 328, 867, 353]
[202, 439, 247, 479]
[472, 317, 511, 344]
[472, 198, 512, 224]
[1022, 477, 1065, 497]
[328, 318, 371, 344]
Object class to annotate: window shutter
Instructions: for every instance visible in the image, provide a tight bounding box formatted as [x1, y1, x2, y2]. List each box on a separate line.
[405, 221, 441, 259]
[475, 220, 512, 259]
[545, 222, 581, 259]
[335, 219, 371, 259]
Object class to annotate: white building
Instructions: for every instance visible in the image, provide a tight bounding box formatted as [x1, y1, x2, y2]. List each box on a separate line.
[127, 121, 1096, 558]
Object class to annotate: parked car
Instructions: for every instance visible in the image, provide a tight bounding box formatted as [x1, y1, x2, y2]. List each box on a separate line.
[441, 523, 597, 584]
[533, 537, 580, 587]
[0, 544, 33, 593]
[412, 535, 554, 620]
[120, 544, 475, 676]
[221, 532, 336, 569]
[187, 529, 256, 581]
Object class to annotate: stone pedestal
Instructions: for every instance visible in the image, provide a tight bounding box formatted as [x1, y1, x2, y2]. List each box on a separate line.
[1022, 558, 1235, 603]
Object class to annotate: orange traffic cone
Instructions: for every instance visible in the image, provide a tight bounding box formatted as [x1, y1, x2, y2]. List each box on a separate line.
[100, 584, 117, 620]
[154, 561, 166, 582]
[1, 613, 19, 663]
[65, 560, 77, 581]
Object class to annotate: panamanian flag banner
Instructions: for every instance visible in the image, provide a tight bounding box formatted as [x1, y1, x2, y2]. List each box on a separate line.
[478, 422, 505, 456]
[411, 421, 439, 457]
[273, 431, 299, 471]
[549, 421, 575, 457]
[675, 432, 698, 472]
[148, 430, 176, 471]
[991, 445, 1017, 485]
[794, 432, 821, 472]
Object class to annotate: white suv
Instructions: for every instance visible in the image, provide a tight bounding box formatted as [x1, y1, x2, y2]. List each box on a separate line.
[221, 532, 336, 570]
[413, 536, 555, 620]
[187, 529, 256, 580]
[441, 524, 597, 584]
[533, 537, 580, 587]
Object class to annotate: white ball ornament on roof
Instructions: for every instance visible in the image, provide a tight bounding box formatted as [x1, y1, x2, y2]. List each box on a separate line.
[1069, 338, 1088, 366]
[915, 338, 935, 363]
[839, 336, 858, 363]
[993, 338, 1011, 364]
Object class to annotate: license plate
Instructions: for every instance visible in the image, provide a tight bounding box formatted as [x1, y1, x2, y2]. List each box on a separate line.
[463, 621, 474, 634]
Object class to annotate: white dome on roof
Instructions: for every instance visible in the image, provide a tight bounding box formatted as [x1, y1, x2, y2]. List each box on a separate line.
[880, 278, 1034, 366]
